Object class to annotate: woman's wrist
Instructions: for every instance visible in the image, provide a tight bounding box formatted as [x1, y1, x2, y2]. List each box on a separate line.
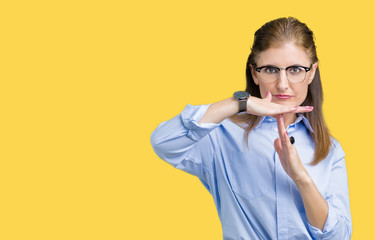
[198, 97, 240, 124]
[293, 172, 313, 190]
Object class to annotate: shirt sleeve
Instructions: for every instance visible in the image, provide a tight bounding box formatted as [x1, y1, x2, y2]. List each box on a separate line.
[307, 141, 352, 239]
[150, 104, 221, 182]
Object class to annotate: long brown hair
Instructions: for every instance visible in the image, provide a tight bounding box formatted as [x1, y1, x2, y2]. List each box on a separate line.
[230, 17, 331, 165]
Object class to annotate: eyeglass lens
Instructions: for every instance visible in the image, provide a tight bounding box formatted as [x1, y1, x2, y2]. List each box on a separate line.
[259, 66, 307, 83]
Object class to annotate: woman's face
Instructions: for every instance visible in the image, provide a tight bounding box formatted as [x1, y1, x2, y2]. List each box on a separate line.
[251, 42, 318, 107]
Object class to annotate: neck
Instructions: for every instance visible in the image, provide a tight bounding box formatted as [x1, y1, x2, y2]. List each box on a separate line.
[283, 113, 297, 126]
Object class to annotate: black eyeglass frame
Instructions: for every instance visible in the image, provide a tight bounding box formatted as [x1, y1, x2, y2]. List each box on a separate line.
[254, 64, 312, 73]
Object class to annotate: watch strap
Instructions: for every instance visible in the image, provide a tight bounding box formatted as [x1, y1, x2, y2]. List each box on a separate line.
[233, 91, 249, 113]
[238, 99, 247, 112]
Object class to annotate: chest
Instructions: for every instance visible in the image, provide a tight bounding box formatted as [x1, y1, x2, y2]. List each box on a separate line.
[214, 125, 331, 201]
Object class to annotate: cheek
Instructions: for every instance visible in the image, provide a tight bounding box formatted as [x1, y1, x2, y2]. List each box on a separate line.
[257, 85, 267, 98]
[294, 85, 309, 102]
[258, 83, 273, 98]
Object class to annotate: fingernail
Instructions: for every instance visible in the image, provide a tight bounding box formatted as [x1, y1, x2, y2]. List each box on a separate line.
[289, 136, 295, 144]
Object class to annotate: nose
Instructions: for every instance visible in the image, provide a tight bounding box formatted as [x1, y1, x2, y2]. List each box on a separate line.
[276, 70, 289, 91]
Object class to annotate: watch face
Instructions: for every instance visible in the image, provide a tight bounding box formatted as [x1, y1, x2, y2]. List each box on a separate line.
[234, 91, 249, 100]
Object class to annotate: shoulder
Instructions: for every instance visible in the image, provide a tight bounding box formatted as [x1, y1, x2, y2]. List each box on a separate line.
[330, 137, 345, 154]
[327, 136, 346, 164]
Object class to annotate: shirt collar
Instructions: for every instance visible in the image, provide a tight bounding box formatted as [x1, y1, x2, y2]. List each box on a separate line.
[254, 114, 314, 133]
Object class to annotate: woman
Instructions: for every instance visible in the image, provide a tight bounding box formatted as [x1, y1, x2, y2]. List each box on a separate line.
[151, 17, 352, 239]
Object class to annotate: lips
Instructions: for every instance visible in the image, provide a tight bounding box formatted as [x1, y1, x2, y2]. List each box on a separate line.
[274, 94, 292, 99]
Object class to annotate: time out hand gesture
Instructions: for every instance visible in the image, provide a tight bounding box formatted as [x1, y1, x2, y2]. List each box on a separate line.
[246, 91, 313, 116]
[199, 91, 313, 125]
[274, 114, 309, 183]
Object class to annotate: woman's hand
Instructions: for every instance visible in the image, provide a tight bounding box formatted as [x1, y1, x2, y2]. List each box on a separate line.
[199, 91, 313, 124]
[274, 114, 329, 230]
[274, 114, 310, 183]
[247, 91, 313, 116]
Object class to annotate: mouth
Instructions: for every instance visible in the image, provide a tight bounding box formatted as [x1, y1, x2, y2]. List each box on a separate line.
[274, 94, 292, 99]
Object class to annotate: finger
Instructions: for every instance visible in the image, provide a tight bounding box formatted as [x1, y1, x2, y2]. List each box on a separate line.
[283, 131, 293, 154]
[270, 106, 313, 115]
[267, 105, 299, 115]
[276, 114, 287, 142]
[274, 138, 283, 156]
[264, 91, 272, 102]
[294, 106, 314, 113]
[274, 138, 287, 166]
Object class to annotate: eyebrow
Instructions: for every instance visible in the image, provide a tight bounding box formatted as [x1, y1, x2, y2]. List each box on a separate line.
[257, 64, 307, 68]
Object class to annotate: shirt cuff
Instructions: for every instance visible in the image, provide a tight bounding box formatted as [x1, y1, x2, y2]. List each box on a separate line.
[181, 104, 221, 141]
[307, 201, 339, 239]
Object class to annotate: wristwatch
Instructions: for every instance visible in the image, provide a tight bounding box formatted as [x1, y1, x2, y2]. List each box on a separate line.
[233, 91, 250, 113]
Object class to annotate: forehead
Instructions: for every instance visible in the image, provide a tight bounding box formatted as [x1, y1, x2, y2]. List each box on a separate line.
[256, 42, 311, 66]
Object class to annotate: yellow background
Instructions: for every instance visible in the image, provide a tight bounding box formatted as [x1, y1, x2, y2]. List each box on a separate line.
[1, 0, 373, 239]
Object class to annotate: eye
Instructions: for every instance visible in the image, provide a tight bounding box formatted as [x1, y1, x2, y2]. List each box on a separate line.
[264, 67, 279, 74]
[288, 66, 302, 74]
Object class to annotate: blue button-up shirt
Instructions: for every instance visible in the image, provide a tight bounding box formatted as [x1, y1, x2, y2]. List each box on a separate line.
[151, 104, 352, 239]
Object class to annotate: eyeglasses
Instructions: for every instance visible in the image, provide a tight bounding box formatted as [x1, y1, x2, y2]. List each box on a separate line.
[254, 64, 312, 83]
